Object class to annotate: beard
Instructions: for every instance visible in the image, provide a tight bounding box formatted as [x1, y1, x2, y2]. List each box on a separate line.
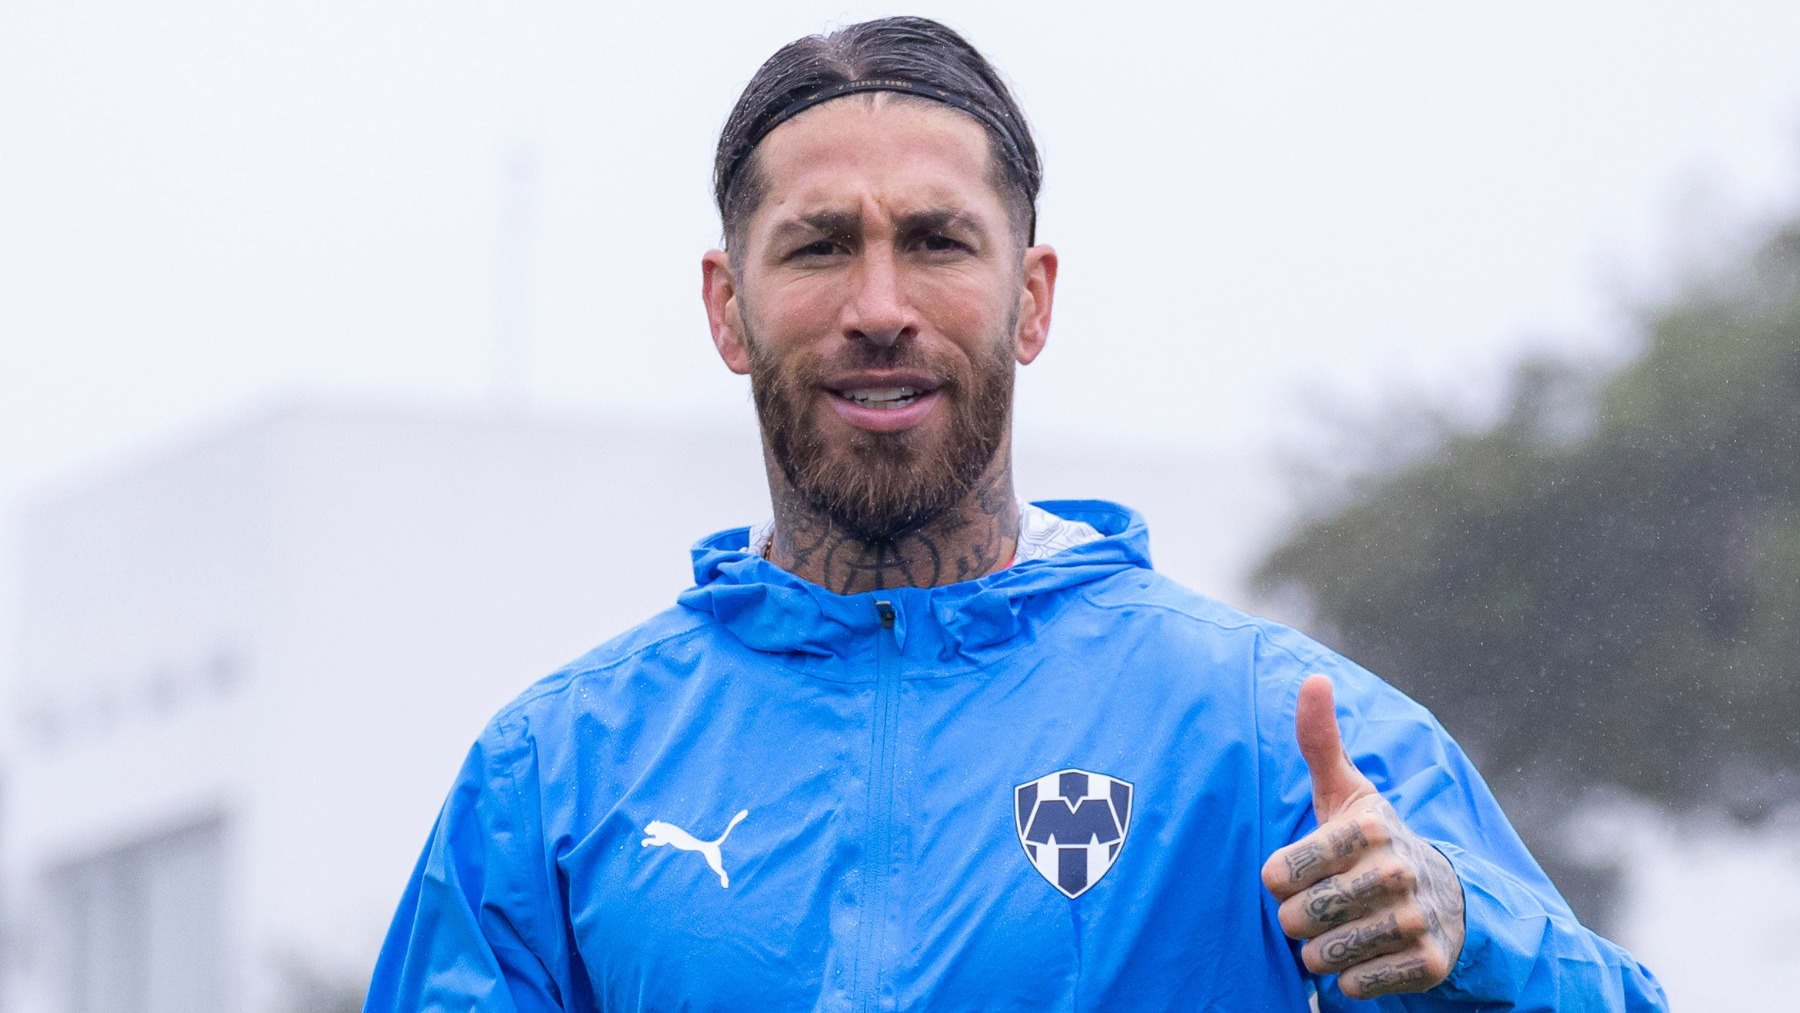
[747, 319, 1016, 544]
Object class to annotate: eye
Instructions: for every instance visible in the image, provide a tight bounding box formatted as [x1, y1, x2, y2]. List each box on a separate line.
[918, 233, 969, 254]
[789, 238, 846, 260]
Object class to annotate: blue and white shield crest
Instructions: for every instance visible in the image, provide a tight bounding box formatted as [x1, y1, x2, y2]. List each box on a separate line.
[1014, 768, 1133, 899]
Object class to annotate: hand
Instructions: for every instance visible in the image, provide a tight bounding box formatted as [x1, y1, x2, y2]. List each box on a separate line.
[1261, 675, 1467, 999]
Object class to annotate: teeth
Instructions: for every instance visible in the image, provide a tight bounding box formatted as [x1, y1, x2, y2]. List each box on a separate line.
[843, 386, 921, 408]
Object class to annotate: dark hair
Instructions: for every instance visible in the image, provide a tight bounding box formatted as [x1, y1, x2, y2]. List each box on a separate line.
[714, 17, 1041, 254]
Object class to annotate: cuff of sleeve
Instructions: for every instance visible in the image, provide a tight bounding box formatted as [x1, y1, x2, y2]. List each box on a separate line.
[1406, 839, 1670, 1013]
[1432, 840, 1503, 1003]
[1422, 839, 1555, 1006]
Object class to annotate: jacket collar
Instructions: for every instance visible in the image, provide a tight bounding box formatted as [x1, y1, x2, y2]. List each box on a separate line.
[678, 500, 1151, 666]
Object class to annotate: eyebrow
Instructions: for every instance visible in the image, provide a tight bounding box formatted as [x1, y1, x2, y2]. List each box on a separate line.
[767, 206, 990, 247]
[769, 209, 862, 245]
[895, 207, 986, 240]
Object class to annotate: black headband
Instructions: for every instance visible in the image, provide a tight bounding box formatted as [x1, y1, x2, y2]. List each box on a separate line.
[720, 77, 1035, 235]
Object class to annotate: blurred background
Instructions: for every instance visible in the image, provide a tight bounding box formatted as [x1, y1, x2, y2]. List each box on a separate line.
[3, 2, 1798, 1010]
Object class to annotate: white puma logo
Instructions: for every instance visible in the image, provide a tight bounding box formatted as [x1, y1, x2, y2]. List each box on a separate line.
[641, 810, 749, 888]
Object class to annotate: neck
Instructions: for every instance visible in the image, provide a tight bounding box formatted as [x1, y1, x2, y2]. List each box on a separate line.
[765, 460, 1021, 596]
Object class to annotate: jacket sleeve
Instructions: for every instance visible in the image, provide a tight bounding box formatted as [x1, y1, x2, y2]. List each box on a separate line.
[1258, 645, 1669, 1013]
[363, 720, 573, 1013]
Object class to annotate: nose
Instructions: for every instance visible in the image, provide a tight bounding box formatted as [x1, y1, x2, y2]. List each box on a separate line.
[844, 245, 912, 349]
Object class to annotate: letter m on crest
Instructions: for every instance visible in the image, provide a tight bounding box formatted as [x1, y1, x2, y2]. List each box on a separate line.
[1014, 768, 1133, 899]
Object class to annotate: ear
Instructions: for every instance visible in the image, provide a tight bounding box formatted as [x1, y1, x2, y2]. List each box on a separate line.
[1013, 244, 1057, 366]
[702, 249, 752, 375]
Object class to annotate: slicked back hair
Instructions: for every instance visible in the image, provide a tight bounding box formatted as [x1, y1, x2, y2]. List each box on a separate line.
[713, 17, 1041, 261]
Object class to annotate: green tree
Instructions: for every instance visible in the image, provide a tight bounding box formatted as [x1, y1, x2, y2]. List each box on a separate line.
[1255, 216, 1800, 920]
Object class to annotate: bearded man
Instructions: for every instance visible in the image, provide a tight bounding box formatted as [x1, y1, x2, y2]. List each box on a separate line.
[366, 18, 1666, 1012]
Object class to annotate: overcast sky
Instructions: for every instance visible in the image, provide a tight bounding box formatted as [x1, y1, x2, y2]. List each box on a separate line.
[5, 0, 1800, 550]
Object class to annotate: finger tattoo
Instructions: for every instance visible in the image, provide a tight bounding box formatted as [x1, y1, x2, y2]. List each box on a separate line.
[1305, 882, 1355, 927]
[1357, 957, 1433, 992]
[1321, 913, 1403, 966]
[1307, 867, 1392, 927]
[1285, 844, 1324, 883]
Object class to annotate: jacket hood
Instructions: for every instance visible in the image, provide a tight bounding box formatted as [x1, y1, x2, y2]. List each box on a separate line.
[678, 500, 1152, 669]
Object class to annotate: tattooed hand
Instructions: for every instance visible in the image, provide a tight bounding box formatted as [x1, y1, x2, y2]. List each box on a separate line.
[1260, 675, 1467, 1000]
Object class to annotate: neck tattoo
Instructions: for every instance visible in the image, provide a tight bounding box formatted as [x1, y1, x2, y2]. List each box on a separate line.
[766, 466, 1021, 595]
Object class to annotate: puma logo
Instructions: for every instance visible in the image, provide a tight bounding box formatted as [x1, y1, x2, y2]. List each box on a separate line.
[641, 810, 749, 888]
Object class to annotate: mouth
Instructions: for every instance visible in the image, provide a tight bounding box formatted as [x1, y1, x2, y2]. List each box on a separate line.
[834, 386, 926, 410]
[824, 376, 944, 432]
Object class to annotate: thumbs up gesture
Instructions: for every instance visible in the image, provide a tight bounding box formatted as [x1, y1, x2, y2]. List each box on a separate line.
[1261, 675, 1468, 999]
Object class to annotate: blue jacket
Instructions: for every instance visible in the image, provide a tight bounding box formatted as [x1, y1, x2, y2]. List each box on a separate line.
[366, 501, 1666, 1012]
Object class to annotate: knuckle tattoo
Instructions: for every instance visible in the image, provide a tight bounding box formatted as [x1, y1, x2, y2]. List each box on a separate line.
[1392, 862, 1417, 893]
[1328, 822, 1369, 858]
[1349, 865, 1395, 901]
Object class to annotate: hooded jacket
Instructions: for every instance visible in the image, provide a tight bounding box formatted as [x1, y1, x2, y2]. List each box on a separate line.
[366, 501, 1667, 1012]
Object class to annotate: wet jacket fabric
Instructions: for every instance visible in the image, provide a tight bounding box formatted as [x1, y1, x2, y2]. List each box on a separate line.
[365, 500, 1667, 1013]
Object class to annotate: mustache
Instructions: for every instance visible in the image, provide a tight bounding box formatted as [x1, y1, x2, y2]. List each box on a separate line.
[749, 334, 951, 385]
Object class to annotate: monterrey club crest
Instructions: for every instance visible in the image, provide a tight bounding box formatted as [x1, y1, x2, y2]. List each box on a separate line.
[1015, 768, 1133, 899]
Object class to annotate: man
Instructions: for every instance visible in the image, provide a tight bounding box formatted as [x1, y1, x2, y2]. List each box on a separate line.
[366, 18, 1665, 1011]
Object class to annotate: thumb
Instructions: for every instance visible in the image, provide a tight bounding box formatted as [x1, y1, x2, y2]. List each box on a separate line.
[1296, 674, 1376, 819]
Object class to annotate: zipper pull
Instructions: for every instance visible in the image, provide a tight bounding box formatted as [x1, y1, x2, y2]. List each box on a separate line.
[875, 600, 895, 629]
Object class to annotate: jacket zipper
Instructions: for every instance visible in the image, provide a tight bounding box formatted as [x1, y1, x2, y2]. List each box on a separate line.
[852, 600, 901, 1013]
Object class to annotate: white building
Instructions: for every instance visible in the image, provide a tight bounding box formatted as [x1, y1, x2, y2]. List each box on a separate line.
[2, 401, 1273, 1013]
